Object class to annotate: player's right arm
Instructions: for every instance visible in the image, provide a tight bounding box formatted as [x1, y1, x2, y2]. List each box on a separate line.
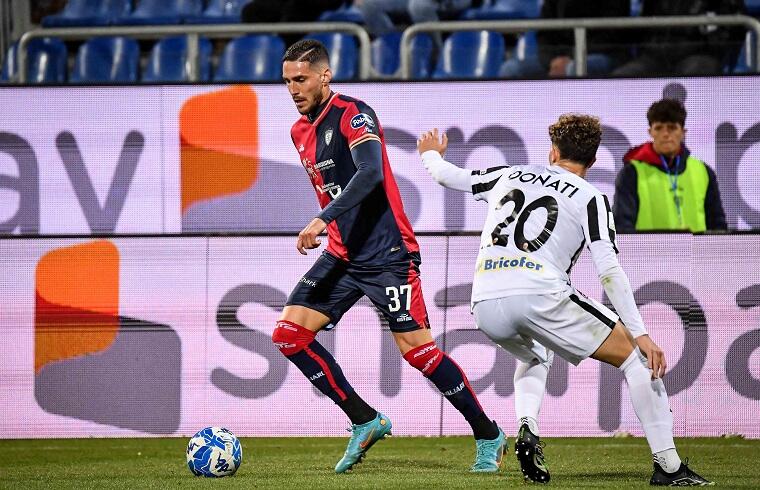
[417, 129, 510, 199]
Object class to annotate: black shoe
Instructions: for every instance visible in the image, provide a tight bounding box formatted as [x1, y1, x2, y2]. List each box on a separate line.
[514, 423, 550, 483]
[650, 460, 715, 486]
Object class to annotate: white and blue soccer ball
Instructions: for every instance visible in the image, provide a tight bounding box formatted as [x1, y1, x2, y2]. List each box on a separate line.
[186, 427, 242, 477]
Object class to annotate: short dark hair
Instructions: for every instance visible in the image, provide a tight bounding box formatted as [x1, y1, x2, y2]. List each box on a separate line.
[282, 39, 329, 66]
[548, 113, 602, 167]
[647, 98, 687, 127]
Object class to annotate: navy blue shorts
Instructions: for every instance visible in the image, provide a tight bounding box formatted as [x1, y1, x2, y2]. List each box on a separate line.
[286, 251, 430, 333]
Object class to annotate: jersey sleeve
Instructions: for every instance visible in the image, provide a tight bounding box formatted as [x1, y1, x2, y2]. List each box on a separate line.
[339, 102, 382, 150]
[471, 166, 511, 202]
[584, 193, 647, 337]
[583, 193, 618, 252]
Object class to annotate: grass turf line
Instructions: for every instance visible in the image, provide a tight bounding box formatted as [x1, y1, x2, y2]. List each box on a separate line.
[0, 437, 758, 489]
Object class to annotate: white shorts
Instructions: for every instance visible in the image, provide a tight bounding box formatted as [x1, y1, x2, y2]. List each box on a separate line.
[472, 286, 618, 366]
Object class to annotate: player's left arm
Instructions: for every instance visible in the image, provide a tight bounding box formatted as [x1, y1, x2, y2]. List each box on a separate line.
[317, 139, 384, 224]
[584, 194, 666, 377]
[297, 140, 383, 254]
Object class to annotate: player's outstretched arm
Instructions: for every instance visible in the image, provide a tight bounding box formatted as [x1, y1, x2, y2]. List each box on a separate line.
[417, 129, 472, 192]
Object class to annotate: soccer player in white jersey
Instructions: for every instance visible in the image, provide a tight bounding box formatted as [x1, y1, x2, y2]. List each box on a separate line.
[416, 115, 713, 486]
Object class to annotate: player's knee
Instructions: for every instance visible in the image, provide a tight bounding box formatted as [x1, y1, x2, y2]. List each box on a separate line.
[271, 320, 315, 357]
[403, 341, 444, 376]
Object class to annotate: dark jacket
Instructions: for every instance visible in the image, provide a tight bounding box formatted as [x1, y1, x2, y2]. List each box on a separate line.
[636, 0, 746, 65]
[613, 142, 728, 232]
[537, 0, 631, 68]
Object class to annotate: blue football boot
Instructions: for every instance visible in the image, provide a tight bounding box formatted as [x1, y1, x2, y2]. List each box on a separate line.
[335, 412, 392, 473]
[471, 426, 507, 472]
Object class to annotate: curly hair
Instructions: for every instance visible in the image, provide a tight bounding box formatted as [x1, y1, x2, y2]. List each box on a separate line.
[647, 98, 686, 127]
[548, 113, 602, 167]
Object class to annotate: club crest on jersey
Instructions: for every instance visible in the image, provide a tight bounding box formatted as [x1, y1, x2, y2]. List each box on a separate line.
[324, 129, 333, 145]
[350, 113, 375, 130]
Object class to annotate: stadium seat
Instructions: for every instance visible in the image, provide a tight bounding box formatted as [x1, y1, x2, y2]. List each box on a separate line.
[1, 38, 67, 84]
[214, 35, 286, 82]
[143, 36, 212, 82]
[747, 0, 760, 16]
[185, 0, 248, 24]
[71, 37, 140, 83]
[42, 0, 132, 27]
[371, 32, 434, 78]
[116, 0, 202, 25]
[305, 33, 358, 81]
[318, 3, 365, 23]
[460, 0, 540, 20]
[433, 31, 505, 79]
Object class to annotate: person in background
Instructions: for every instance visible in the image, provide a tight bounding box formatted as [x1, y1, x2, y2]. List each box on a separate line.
[612, 0, 746, 76]
[356, 0, 476, 37]
[501, 0, 631, 78]
[614, 98, 727, 232]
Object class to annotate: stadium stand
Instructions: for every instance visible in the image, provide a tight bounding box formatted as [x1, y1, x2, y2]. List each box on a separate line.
[41, 0, 132, 27]
[371, 31, 434, 78]
[1, 37, 67, 83]
[318, 3, 364, 24]
[185, 0, 248, 24]
[143, 35, 213, 82]
[116, 0, 202, 25]
[748, 0, 760, 16]
[214, 34, 285, 82]
[460, 0, 540, 20]
[70, 36, 140, 82]
[433, 30, 505, 78]
[306, 32, 358, 80]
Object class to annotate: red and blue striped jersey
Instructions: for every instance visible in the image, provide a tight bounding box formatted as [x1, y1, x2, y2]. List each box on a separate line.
[290, 93, 419, 266]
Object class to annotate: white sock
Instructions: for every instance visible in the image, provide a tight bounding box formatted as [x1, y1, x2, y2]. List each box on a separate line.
[619, 348, 681, 471]
[514, 359, 549, 436]
[654, 448, 682, 474]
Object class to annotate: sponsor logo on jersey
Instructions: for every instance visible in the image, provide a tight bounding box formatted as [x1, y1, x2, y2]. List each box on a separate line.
[298, 143, 305, 153]
[350, 113, 375, 130]
[324, 129, 333, 145]
[315, 158, 335, 171]
[309, 371, 325, 381]
[317, 182, 342, 199]
[396, 314, 413, 323]
[477, 256, 544, 273]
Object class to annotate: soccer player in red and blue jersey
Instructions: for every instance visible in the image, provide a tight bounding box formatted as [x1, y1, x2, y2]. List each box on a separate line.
[273, 39, 506, 473]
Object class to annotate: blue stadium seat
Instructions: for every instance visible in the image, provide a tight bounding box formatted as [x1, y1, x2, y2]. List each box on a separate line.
[185, 0, 247, 24]
[116, 0, 202, 25]
[71, 37, 140, 83]
[460, 0, 540, 20]
[214, 35, 286, 82]
[318, 3, 365, 23]
[371, 32, 434, 78]
[1, 38, 67, 83]
[433, 31, 505, 79]
[306, 33, 358, 81]
[42, 0, 132, 27]
[747, 0, 760, 16]
[143, 36, 212, 82]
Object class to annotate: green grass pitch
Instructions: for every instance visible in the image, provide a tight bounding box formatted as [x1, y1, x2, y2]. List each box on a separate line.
[1, 436, 758, 489]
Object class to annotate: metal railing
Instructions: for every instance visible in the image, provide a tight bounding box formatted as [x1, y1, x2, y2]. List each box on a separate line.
[400, 15, 760, 79]
[17, 22, 372, 83]
[15, 15, 760, 83]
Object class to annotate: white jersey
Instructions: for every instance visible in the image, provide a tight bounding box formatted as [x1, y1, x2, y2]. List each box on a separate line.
[470, 164, 616, 302]
[420, 150, 647, 337]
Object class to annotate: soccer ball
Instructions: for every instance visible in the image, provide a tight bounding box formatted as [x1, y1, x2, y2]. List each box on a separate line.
[186, 427, 242, 477]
